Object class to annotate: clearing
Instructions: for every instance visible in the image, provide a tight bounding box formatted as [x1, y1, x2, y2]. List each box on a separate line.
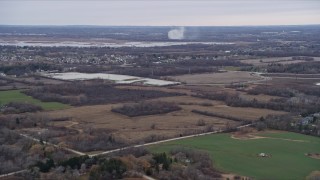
[0, 90, 70, 110]
[149, 131, 320, 180]
[170, 71, 265, 85]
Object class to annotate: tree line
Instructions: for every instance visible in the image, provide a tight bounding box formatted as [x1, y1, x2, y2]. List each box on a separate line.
[24, 81, 182, 106]
[112, 101, 181, 117]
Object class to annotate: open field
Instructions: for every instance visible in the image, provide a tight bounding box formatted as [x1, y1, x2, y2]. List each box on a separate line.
[16, 76, 66, 85]
[116, 84, 279, 102]
[39, 95, 287, 149]
[0, 90, 70, 110]
[149, 131, 320, 180]
[42, 97, 238, 144]
[241, 57, 320, 66]
[170, 71, 265, 85]
[183, 104, 287, 121]
[263, 73, 320, 79]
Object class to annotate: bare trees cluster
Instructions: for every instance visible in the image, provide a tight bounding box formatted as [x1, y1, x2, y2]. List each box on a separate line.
[266, 62, 320, 74]
[25, 82, 181, 106]
[153, 148, 221, 180]
[0, 128, 39, 174]
[194, 92, 320, 115]
[1, 102, 42, 114]
[256, 114, 320, 136]
[112, 101, 181, 117]
[65, 129, 126, 152]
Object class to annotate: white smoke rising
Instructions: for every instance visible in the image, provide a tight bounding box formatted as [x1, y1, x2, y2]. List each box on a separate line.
[168, 27, 185, 40]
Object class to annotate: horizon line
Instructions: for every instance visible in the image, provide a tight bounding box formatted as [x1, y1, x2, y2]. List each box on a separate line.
[1, 24, 320, 27]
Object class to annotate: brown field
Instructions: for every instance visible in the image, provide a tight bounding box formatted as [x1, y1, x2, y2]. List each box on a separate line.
[266, 77, 319, 87]
[37, 93, 287, 151]
[43, 96, 239, 143]
[115, 85, 194, 95]
[17, 76, 66, 85]
[0, 75, 65, 90]
[181, 84, 280, 102]
[148, 95, 224, 106]
[183, 104, 286, 121]
[241, 57, 320, 66]
[238, 91, 280, 102]
[263, 73, 320, 80]
[170, 71, 264, 85]
[9, 74, 294, 154]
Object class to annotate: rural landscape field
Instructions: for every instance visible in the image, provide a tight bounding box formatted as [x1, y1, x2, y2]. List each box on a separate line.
[149, 131, 320, 180]
[1, 1, 320, 180]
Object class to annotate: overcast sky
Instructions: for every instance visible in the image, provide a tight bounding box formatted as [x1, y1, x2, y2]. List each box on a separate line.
[1, 0, 319, 26]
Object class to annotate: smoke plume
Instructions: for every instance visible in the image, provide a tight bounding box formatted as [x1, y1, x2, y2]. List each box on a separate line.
[168, 27, 184, 40]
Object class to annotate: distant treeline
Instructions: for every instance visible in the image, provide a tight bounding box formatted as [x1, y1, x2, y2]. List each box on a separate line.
[266, 62, 320, 74]
[246, 83, 320, 98]
[247, 86, 296, 98]
[110, 66, 219, 78]
[243, 61, 320, 74]
[175, 59, 247, 67]
[193, 92, 320, 115]
[1, 102, 42, 114]
[256, 114, 320, 137]
[24, 82, 182, 106]
[0, 63, 61, 76]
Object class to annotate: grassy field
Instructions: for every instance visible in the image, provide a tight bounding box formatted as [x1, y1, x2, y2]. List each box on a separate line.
[149, 131, 320, 180]
[0, 90, 70, 110]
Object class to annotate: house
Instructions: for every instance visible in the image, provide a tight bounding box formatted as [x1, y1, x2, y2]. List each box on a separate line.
[300, 116, 314, 126]
[313, 113, 320, 118]
[259, 153, 266, 157]
[258, 153, 269, 157]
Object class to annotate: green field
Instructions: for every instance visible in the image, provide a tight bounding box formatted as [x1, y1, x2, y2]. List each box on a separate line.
[0, 90, 70, 110]
[149, 132, 320, 180]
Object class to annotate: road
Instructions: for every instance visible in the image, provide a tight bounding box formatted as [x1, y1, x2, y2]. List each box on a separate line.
[0, 124, 252, 179]
[0, 170, 27, 178]
[19, 133, 86, 156]
[89, 123, 252, 157]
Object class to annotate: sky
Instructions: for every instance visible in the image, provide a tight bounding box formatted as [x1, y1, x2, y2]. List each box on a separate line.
[0, 0, 319, 26]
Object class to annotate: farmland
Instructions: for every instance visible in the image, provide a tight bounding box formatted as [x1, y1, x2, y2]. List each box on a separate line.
[171, 71, 266, 85]
[38, 94, 287, 147]
[0, 90, 70, 110]
[240, 57, 320, 66]
[0, 25, 320, 179]
[149, 131, 320, 180]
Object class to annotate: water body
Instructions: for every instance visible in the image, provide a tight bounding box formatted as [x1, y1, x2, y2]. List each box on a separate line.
[0, 41, 233, 48]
